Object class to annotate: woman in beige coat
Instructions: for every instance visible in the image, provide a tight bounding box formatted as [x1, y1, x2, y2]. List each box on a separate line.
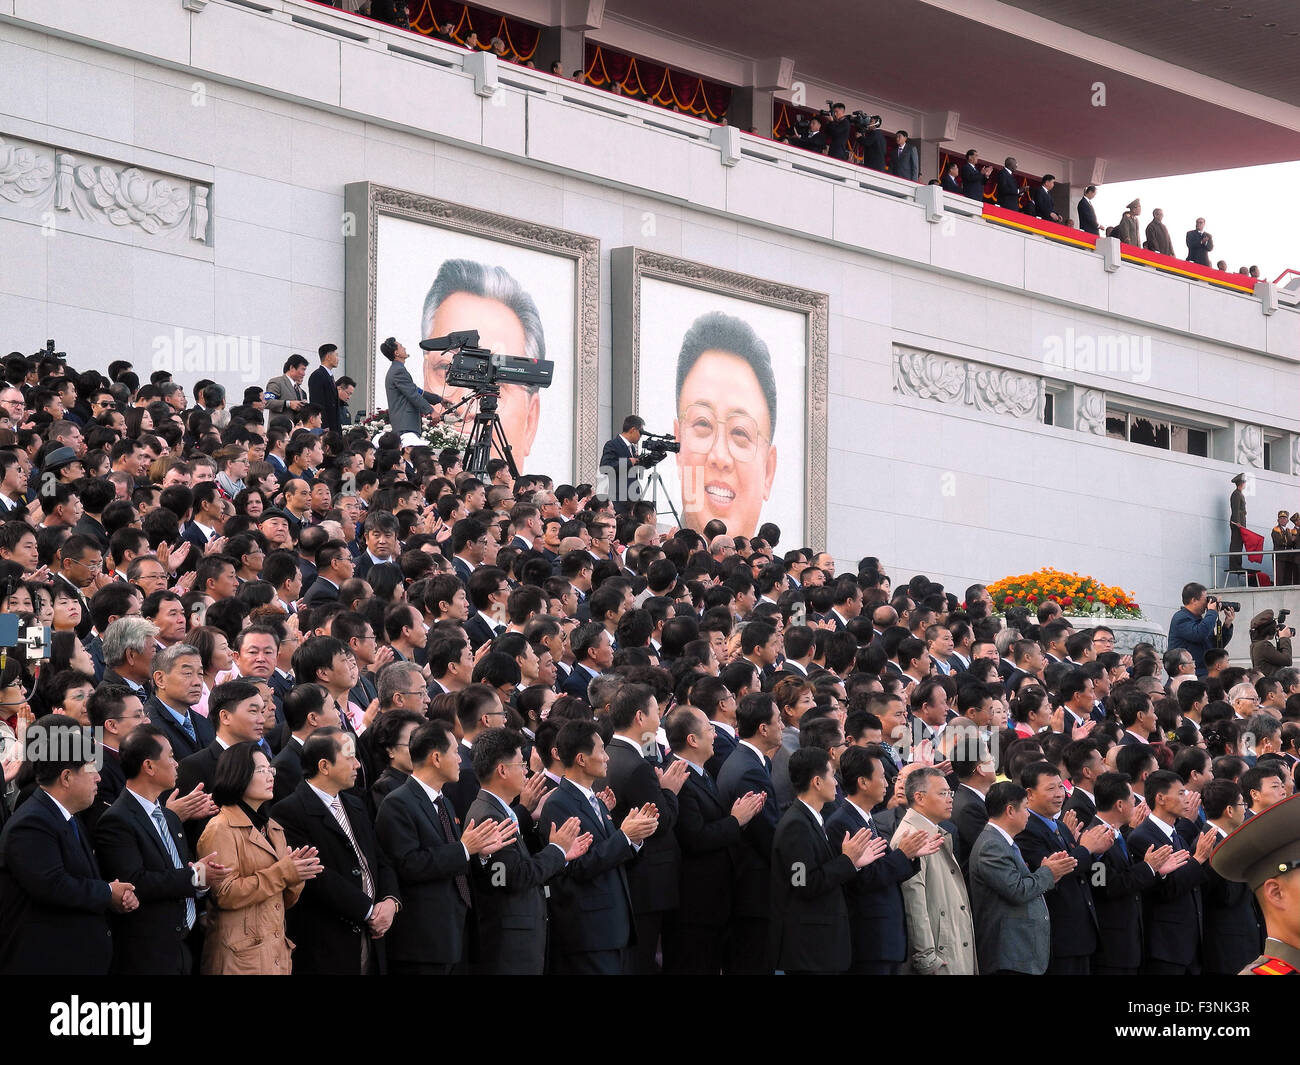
[197, 741, 322, 975]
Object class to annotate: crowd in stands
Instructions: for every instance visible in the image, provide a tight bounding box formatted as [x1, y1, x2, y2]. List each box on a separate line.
[0, 342, 1295, 977]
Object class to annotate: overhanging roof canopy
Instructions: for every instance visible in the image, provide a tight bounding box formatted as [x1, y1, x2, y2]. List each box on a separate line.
[602, 0, 1300, 180]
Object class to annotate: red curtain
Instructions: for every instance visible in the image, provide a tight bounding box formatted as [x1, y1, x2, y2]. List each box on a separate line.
[939, 148, 1041, 211]
[583, 42, 731, 121]
[407, 0, 540, 61]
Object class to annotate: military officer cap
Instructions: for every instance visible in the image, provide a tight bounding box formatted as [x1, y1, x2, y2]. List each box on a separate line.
[1212, 792, 1300, 890]
[1231, 472, 1247, 486]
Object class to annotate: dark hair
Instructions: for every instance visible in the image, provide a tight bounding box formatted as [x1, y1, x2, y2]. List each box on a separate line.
[787, 746, 831, 793]
[556, 719, 601, 766]
[119, 723, 168, 780]
[675, 311, 777, 433]
[1019, 759, 1060, 792]
[736, 691, 777, 739]
[1093, 771, 1133, 812]
[1143, 768, 1182, 808]
[471, 727, 524, 782]
[1201, 778, 1242, 820]
[283, 683, 328, 732]
[302, 726, 346, 780]
[409, 720, 455, 765]
[985, 780, 1027, 819]
[210, 740, 266, 807]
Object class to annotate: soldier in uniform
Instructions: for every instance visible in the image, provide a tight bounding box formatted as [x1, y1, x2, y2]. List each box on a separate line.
[1211, 792, 1300, 975]
[1228, 472, 1248, 576]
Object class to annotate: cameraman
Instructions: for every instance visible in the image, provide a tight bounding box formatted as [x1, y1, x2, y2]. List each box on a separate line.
[860, 114, 887, 172]
[787, 115, 828, 155]
[1249, 609, 1293, 678]
[1168, 581, 1236, 679]
[823, 103, 853, 162]
[599, 414, 646, 517]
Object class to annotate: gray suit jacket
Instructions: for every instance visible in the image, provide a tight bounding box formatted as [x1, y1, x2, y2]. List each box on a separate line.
[894, 142, 919, 183]
[968, 823, 1055, 974]
[384, 359, 435, 435]
[265, 373, 306, 413]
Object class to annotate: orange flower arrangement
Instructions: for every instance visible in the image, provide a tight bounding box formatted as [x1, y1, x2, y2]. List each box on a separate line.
[986, 568, 1142, 619]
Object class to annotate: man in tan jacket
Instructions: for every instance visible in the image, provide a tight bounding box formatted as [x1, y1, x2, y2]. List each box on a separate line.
[892, 765, 977, 974]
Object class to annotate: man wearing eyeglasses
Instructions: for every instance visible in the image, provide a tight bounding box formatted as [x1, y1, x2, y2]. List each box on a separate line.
[672, 312, 778, 541]
[54, 534, 102, 640]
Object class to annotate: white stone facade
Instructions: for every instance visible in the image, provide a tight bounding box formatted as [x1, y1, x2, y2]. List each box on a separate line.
[0, 0, 1295, 631]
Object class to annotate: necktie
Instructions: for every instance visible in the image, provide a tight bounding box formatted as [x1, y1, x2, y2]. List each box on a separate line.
[588, 793, 608, 836]
[151, 807, 196, 930]
[179, 714, 196, 745]
[1113, 831, 1129, 861]
[701, 771, 718, 798]
[435, 796, 472, 908]
[330, 797, 374, 899]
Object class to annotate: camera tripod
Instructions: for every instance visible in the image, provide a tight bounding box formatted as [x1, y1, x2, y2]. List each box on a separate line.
[441, 388, 519, 480]
[639, 460, 681, 528]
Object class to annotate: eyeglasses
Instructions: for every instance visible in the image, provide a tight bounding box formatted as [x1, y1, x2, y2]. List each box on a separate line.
[678, 403, 771, 462]
[398, 689, 429, 699]
[253, 765, 277, 777]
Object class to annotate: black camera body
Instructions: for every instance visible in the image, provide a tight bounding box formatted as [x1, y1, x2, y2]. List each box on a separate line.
[639, 431, 680, 468]
[1209, 597, 1241, 612]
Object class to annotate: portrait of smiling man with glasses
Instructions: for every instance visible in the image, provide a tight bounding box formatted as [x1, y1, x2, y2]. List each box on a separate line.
[672, 311, 778, 541]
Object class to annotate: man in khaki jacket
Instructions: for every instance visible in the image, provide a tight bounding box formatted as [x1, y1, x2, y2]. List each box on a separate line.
[892, 765, 977, 974]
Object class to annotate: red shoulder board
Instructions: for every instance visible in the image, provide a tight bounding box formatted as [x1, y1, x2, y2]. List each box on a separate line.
[1251, 958, 1298, 975]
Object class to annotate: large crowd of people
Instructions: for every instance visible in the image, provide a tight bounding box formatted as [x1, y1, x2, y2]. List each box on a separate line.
[0, 343, 1296, 977]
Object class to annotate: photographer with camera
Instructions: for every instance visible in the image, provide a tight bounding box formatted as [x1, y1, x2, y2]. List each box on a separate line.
[599, 415, 648, 517]
[785, 115, 828, 155]
[823, 102, 854, 162]
[1249, 608, 1294, 678]
[860, 114, 887, 172]
[1168, 581, 1236, 679]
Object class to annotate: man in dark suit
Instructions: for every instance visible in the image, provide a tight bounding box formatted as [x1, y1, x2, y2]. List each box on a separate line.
[1063, 738, 1103, 825]
[1199, 778, 1262, 974]
[1127, 770, 1216, 973]
[994, 157, 1022, 211]
[465, 728, 588, 974]
[144, 643, 215, 763]
[0, 716, 138, 974]
[272, 728, 401, 974]
[560, 622, 610, 703]
[1186, 218, 1213, 266]
[598, 415, 646, 516]
[859, 115, 887, 171]
[53, 535, 98, 640]
[960, 149, 990, 200]
[271, 684, 337, 807]
[1015, 760, 1111, 974]
[771, 747, 880, 975]
[716, 692, 784, 974]
[823, 103, 853, 162]
[1088, 771, 1180, 974]
[827, 746, 931, 974]
[537, 720, 658, 975]
[308, 344, 342, 434]
[603, 683, 686, 973]
[663, 706, 765, 974]
[442, 684, 508, 822]
[1077, 184, 1099, 234]
[950, 742, 994, 874]
[375, 720, 514, 974]
[175, 679, 266, 849]
[1030, 174, 1062, 223]
[92, 725, 221, 975]
[891, 130, 919, 182]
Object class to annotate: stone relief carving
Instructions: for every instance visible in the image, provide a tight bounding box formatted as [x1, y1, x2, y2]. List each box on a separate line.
[1235, 423, 1264, 469]
[1076, 388, 1107, 436]
[0, 135, 209, 244]
[894, 348, 966, 404]
[970, 367, 1041, 419]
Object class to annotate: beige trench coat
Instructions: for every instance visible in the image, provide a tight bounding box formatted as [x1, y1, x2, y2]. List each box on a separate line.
[892, 807, 978, 975]
[197, 805, 305, 975]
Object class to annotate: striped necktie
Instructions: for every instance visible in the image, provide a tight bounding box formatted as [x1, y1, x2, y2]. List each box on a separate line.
[151, 807, 196, 930]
